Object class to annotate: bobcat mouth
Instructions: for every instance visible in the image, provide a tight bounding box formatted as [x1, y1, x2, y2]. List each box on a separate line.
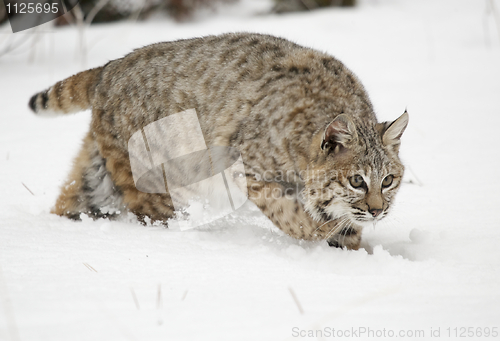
[352, 211, 386, 223]
[351, 207, 384, 222]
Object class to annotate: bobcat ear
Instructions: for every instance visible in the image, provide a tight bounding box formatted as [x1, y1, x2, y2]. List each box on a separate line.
[321, 114, 357, 153]
[381, 111, 409, 147]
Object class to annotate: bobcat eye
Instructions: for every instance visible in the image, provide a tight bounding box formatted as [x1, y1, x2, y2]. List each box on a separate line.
[382, 175, 394, 188]
[349, 175, 365, 188]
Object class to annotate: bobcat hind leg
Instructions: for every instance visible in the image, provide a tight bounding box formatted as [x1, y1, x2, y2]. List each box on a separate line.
[52, 132, 123, 220]
[97, 147, 176, 225]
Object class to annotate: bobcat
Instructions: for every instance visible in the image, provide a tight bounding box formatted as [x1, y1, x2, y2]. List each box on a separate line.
[29, 33, 408, 250]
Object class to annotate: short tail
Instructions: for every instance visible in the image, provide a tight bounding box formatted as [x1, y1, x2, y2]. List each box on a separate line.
[29, 66, 103, 117]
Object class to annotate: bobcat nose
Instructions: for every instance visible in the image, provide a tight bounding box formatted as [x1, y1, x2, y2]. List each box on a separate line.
[369, 209, 382, 218]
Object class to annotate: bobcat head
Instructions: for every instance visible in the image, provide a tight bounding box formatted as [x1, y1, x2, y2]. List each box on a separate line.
[303, 111, 409, 228]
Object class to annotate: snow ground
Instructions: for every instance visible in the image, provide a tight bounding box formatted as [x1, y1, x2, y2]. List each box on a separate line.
[1, 0, 500, 340]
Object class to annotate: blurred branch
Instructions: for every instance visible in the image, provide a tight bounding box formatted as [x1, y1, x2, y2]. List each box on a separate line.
[484, 0, 500, 47]
[85, 0, 111, 25]
[61, 0, 110, 68]
[300, 0, 318, 11]
[0, 0, 7, 26]
[273, 0, 356, 14]
[72, 4, 87, 67]
[490, 0, 500, 44]
[0, 0, 236, 62]
[0, 34, 30, 57]
[60, 0, 76, 25]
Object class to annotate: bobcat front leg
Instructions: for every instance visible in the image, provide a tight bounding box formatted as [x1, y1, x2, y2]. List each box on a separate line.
[246, 178, 362, 250]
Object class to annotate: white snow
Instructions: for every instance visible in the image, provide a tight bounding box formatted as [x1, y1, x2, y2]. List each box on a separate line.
[1, 0, 500, 340]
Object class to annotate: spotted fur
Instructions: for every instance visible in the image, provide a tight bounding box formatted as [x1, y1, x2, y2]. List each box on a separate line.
[29, 33, 408, 249]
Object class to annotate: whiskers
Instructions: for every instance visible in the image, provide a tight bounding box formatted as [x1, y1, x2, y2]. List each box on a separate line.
[316, 218, 335, 232]
[324, 216, 351, 241]
[338, 217, 357, 247]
